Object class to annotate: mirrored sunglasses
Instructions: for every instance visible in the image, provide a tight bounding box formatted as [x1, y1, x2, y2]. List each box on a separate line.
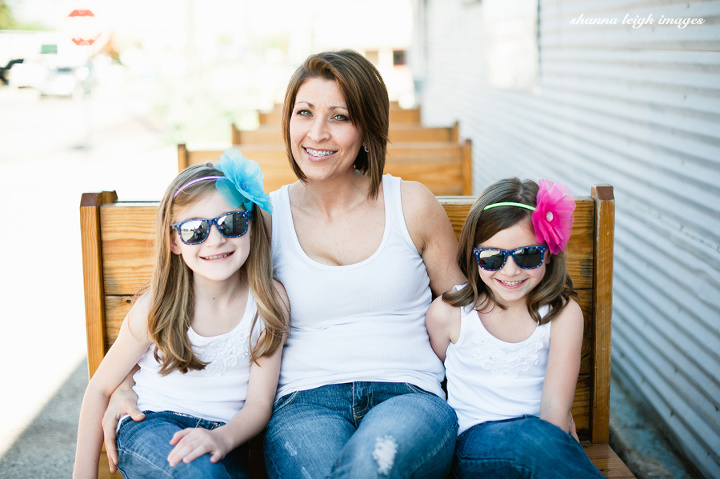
[473, 245, 548, 271]
[171, 211, 251, 245]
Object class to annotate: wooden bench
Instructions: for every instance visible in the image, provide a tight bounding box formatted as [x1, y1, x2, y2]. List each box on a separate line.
[80, 186, 633, 478]
[231, 122, 460, 145]
[178, 140, 473, 196]
[257, 106, 422, 125]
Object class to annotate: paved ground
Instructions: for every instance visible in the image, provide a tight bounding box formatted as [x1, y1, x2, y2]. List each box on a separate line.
[0, 82, 177, 461]
[0, 84, 705, 479]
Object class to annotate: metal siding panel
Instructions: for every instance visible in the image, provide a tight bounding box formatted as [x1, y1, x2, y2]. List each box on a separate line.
[418, 0, 720, 476]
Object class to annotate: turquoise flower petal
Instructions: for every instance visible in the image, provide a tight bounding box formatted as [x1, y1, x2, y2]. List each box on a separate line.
[215, 148, 272, 214]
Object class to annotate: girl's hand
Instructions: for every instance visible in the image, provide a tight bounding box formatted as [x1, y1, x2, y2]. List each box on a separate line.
[167, 427, 231, 466]
[568, 412, 579, 442]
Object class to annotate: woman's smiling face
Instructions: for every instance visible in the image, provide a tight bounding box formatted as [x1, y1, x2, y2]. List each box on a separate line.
[289, 77, 364, 183]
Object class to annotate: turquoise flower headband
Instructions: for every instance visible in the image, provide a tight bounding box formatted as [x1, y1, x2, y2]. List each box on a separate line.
[173, 148, 272, 214]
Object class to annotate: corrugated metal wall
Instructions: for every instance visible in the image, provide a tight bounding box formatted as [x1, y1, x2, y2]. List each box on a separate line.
[414, 0, 720, 477]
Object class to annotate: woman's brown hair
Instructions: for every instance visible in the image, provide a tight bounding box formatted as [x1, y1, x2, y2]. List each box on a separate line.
[281, 49, 390, 199]
[443, 177, 577, 325]
[146, 163, 288, 375]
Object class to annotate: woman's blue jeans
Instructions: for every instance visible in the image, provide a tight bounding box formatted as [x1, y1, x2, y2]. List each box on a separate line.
[452, 416, 605, 478]
[116, 410, 248, 479]
[263, 382, 458, 479]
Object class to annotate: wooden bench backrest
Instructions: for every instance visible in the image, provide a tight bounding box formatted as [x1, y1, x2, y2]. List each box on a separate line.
[231, 122, 460, 145]
[258, 107, 421, 125]
[80, 186, 614, 444]
[178, 141, 473, 196]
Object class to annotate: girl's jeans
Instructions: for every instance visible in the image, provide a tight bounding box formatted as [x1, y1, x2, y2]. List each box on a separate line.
[452, 415, 605, 479]
[263, 382, 458, 479]
[116, 410, 248, 479]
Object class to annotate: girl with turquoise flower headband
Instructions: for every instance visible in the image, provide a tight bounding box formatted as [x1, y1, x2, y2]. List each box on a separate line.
[74, 150, 288, 479]
[426, 177, 604, 478]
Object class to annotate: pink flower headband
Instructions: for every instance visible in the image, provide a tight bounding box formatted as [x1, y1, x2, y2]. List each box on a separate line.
[483, 179, 575, 254]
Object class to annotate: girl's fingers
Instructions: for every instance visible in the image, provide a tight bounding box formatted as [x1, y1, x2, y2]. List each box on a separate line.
[169, 428, 191, 445]
[181, 445, 209, 464]
[167, 430, 220, 466]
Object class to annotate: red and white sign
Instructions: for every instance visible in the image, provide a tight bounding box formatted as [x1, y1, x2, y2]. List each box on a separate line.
[63, 9, 102, 46]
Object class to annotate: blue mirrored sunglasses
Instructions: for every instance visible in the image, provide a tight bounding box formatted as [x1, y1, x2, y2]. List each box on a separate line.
[473, 245, 548, 271]
[171, 211, 252, 245]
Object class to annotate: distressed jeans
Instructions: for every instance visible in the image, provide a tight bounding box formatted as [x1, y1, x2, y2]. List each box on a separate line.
[452, 415, 605, 478]
[263, 382, 458, 479]
[116, 410, 248, 479]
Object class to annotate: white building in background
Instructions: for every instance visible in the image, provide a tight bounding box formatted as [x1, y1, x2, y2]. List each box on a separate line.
[409, 1, 720, 477]
[304, 0, 416, 107]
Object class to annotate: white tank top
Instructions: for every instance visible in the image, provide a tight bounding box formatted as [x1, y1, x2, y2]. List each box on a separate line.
[446, 296, 551, 434]
[133, 293, 264, 424]
[270, 175, 445, 399]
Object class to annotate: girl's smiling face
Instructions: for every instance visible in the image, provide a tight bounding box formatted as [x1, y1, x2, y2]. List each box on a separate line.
[289, 77, 364, 183]
[477, 218, 547, 307]
[170, 190, 251, 284]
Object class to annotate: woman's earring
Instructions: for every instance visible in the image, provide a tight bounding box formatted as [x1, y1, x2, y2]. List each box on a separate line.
[363, 145, 369, 153]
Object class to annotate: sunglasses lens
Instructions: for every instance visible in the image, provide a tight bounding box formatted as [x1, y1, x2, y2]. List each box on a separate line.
[478, 249, 506, 271]
[514, 246, 545, 268]
[179, 220, 209, 245]
[218, 212, 248, 237]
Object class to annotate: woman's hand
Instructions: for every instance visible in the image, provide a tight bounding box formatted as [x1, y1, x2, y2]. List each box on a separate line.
[101, 368, 143, 473]
[167, 427, 232, 466]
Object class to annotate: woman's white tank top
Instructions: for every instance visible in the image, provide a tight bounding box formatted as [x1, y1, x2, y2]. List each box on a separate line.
[270, 175, 445, 399]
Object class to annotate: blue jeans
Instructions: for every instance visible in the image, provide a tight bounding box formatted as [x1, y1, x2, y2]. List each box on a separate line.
[116, 410, 248, 479]
[452, 416, 605, 478]
[263, 382, 458, 478]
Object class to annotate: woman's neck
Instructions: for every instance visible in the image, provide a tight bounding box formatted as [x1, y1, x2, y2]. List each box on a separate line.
[293, 170, 371, 216]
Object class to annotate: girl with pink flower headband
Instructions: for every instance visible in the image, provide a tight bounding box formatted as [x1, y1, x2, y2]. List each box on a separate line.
[426, 178, 604, 478]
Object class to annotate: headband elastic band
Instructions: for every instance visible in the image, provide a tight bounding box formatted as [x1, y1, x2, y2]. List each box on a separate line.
[483, 201, 536, 211]
[173, 176, 224, 200]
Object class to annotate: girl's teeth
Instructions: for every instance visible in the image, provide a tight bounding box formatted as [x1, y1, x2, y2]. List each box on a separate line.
[501, 280, 521, 286]
[204, 252, 231, 260]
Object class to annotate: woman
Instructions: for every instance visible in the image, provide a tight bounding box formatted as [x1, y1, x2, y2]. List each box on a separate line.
[103, 50, 464, 478]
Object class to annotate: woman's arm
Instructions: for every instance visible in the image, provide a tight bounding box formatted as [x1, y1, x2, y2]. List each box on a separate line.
[73, 296, 153, 478]
[401, 181, 465, 297]
[539, 299, 584, 435]
[101, 365, 144, 473]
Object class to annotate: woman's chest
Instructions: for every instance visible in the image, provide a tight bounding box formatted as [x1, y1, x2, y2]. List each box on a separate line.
[293, 206, 386, 266]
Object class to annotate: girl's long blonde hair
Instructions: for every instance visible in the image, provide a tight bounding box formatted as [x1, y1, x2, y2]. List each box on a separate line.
[443, 177, 576, 325]
[147, 163, 288, 375]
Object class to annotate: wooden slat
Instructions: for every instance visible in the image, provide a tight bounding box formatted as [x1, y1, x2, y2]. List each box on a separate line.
[97, 452, 122, 479]
[258, 107, 421, 125]
[178, 142, 473, 196]
[592, 185, 615, 444]
[100, 204, 156, 295]
[232, 122, 460, 145]
[582, 443, 635, 479]
[80, 191, 118, 378]
[572, 375, 592, 438]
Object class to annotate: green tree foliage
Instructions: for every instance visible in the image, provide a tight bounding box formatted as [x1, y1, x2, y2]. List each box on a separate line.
[0, 0, 15, 29]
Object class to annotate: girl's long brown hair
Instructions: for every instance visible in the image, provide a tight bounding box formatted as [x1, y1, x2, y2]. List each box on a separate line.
[147, 163, 288, 375]
[443, 177, 577, 325]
